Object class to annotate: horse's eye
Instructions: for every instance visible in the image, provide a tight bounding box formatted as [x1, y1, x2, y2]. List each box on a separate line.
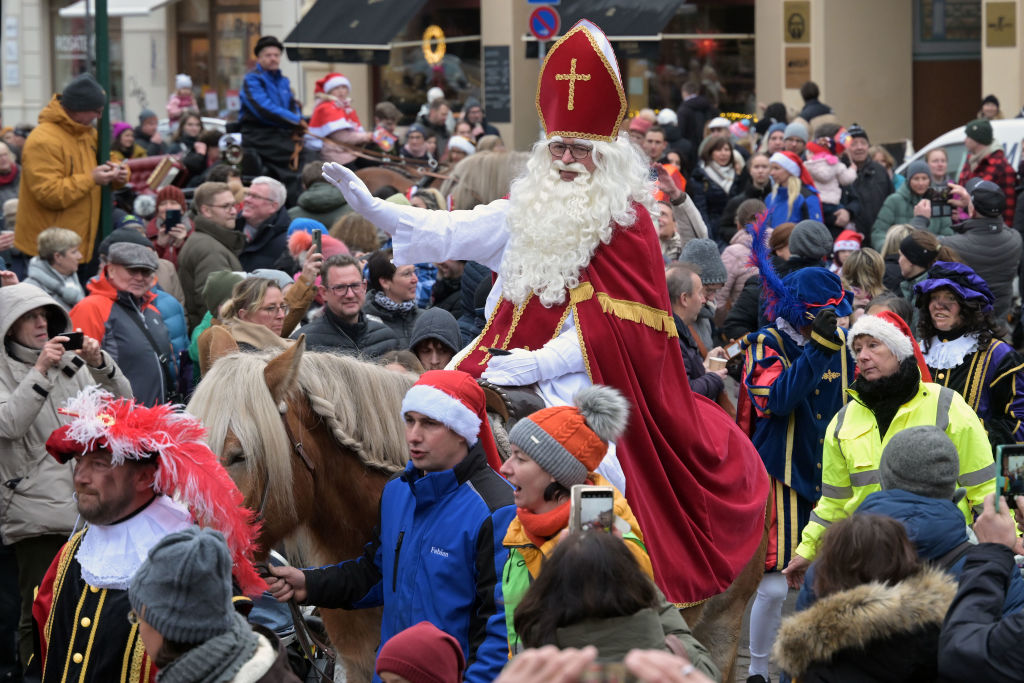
[224, 451, 246, 467]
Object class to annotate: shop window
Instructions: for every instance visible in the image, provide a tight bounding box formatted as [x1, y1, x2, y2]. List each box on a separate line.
[52, 14, 125, 119]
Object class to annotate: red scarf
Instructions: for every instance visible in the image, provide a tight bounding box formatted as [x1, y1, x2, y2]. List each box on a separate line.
[516, 501, 570, 548]
[0, 166, 16, 186]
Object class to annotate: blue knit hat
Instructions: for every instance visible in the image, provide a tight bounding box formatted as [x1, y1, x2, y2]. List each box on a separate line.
[287, 216, 327, 237]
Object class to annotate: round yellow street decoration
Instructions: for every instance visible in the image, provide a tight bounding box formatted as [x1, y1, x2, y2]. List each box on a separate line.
[423, 25, 446, 65]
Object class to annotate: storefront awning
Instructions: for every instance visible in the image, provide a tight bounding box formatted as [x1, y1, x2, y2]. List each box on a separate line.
[284, 0, 430, 65]
[535, 0, 681, 41]
[59, 0, 177, 18]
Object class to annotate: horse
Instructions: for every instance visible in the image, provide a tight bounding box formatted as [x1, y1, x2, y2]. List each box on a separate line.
[187, 338, 415, 682]
[356, 165, 445, 196]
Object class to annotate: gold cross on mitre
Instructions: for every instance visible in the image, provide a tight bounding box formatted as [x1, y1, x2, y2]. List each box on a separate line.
[555, 57, 591, 111]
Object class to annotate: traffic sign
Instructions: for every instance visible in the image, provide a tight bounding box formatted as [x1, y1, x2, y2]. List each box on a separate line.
[529, 6, 561, 42]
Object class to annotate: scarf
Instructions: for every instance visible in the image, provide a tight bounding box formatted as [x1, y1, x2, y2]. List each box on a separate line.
[373, 289, 417, 313]
[517, 500, 571, 548]
[157, 612, 260, 683]
[704, 160, 736, 193]
[26, 257, 84, 309]
[853, 357, 920, 437]
[0, 166, 16, 186]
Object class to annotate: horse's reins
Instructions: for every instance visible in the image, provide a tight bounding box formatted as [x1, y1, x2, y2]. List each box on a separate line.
[302, 130, 453, 181]
[251, 406, 336, 683]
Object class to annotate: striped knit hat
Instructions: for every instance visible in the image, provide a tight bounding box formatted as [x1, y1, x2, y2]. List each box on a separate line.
[507, 385, 629, 487]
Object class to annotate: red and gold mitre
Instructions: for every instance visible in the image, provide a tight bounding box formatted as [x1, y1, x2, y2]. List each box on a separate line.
[536, 19, 627, 142]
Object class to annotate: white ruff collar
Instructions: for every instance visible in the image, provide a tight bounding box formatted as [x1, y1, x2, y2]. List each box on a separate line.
[776, 318, 808, 347]
[920, 334, 980, 370]
[76, 495, 193, 590]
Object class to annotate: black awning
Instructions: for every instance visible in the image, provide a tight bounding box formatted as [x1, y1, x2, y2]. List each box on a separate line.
[284, 0, 429, 64]
[555, 0, 680, 40]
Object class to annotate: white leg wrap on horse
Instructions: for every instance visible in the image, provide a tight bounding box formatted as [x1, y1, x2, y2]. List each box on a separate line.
[748, 571, 788, 676]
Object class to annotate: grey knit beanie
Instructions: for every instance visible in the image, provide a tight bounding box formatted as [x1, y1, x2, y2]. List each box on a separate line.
[905, 160, 930, 182]
[788, 220, 833, 260]
[679, 238, 727, 285]
[507, 386, 629, 488]
[61, 73, 106, 112]
[879, 426, 960, 500]
[128, 527, 235, 643]
[784, 122, 808, 143]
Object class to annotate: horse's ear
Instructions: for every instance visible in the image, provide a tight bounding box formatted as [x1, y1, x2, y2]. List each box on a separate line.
[264, 335, 305, 404]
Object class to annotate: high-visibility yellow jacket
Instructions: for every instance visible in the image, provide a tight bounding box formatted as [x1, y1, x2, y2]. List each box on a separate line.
[796, 381, 995, 560]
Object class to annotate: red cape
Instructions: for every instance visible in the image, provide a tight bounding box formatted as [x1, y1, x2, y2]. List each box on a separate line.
[458, 204, 769, 604]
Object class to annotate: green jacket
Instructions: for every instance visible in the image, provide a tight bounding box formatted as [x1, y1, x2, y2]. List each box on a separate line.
[871, 182, 953, 250]
[554, 602, 720, 682]
[796, 380, 995, 560]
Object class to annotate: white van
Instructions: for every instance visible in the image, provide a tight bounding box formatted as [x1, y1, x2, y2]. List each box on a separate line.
[896, 119, 1024, 179]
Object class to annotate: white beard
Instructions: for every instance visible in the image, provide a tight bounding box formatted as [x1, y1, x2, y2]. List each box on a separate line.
[502, 162, 621, 307]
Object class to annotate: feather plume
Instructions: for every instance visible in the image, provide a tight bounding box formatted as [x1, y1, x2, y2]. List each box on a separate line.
[746, 210, 805, 326]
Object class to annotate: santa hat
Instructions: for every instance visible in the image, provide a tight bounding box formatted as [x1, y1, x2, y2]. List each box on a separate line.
[833, 229, 862, 253]
[315, 73, 351, 95]
[507, 385, 629, 487]
[447, 135, 476, 156]
[536, 19, 627, 142]
[769, 151, 816, 188]
[44, 386, 266, 596]
[400, 371, 502, 471]
[848, 311, 932, 382]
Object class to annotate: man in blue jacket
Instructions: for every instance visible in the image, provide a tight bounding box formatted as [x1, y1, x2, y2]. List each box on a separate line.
[266, 370, 515, 683]
[239, 35, 304, 204]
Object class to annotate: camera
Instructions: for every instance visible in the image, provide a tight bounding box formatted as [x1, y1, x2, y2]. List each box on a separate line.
[924, 186, 953, 218]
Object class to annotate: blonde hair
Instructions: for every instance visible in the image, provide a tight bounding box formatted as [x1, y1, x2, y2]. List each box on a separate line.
[771, 175, 803, 218]
[440, 151, 528, 210]
[220, 277, 279, 320]
[331, 213, 380, 253]
[841, 248, 886, 298]
[869, 145, 895, 171]
[37, 227, 82, 262]
[880, 223, 913, 258]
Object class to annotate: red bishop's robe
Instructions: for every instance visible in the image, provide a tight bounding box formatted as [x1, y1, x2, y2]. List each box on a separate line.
[457, 203, 770, 605]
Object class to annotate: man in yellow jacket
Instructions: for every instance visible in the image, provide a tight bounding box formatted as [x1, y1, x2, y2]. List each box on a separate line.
[784, 311, 1000, 587]
[14, 73, 128, 269]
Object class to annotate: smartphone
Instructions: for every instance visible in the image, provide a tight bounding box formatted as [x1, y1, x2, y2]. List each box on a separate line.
[569, 485, 615, 533]
[61, 331, 84, 350]
[995, 445, 1024, 509]
[164, 209, 182, 232]
[312, 228, 322, 254]
[486, 347, 512, 356]
[726, 341, 743, 358]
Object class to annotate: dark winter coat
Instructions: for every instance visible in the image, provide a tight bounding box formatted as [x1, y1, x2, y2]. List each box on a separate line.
[362, 296, 422, 348]
[940, 216, 1023, 321]
[458, 261, 490, 345]
[292, 306, 398, 360]
[676, 95, 715, 151]
[287, 182, 350, 229]
[938, 543, 1024, 683]
[237, 205, 291, 272]
[177, 215, 244, 329]
[674, 314, 723, 399]
[718, 183, 771, 245]
[774, 567, 956, 683]
[848, 159, 894, 236]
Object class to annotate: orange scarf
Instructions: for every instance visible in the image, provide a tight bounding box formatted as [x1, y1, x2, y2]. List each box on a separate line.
[516, 501, 570, 548]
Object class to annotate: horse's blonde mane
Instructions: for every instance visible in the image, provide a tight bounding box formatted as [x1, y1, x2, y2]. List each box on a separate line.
[187, 349, 414, 519]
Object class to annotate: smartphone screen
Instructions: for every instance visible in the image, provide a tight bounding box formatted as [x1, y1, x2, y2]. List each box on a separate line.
[312, 228, 322, 254]
[570, 485, 615, 533]
[996, 445, 1024, 508]
[164, 209, 182, 231]
[726, 341, 743, 358]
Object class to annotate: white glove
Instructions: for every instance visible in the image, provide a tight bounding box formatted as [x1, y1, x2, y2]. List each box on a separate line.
[321, 162, 403, 235]
[480, 349, 542, 386]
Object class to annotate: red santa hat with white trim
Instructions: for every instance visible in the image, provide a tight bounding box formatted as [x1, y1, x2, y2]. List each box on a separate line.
[315, 72, 351, 95]
[847, 310, 932, 382]
[400, 370, 502, 471]
[44, 386, 266, 596]
[833, 229, 862, 254]
[536, 19, 627, 142]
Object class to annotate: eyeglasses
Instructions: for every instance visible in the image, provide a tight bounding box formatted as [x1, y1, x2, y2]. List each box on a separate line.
[259, 304, 290, 315]
[327, 282, 364, 295]
[244, 191, 276, 203]
[548, 141, 593, 160]
[209, 201, 237, 211]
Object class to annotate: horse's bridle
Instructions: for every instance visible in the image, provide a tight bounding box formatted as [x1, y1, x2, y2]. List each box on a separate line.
[250, 404, 336, 683]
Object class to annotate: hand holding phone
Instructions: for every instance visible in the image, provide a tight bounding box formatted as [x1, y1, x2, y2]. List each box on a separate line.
[995, 445, 1024, 510]
[164, 209, 182, 232]
[61, 331, 84, 351]
[569, 485, 615, 533]
[312, 228, 322, 254]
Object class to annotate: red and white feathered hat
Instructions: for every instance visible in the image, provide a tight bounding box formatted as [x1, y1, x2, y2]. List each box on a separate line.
[315, 73, 351, 95]
[833, 229, 863, 253]
[45, 386, 266, 596]
[400, 370, 502, 471]
[536, 19, 627, 142]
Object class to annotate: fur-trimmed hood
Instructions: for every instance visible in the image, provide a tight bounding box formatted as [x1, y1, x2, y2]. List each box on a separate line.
[772, 567, 956, 676]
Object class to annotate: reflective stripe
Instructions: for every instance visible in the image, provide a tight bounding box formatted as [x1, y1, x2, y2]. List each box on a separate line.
[959, 462, 997, 487]
[935, 386, 954, 432]
[821, 483, 853, 499]
[849, 469, 880, 487]
[833, 403, 851, 460]
[809, 511, 831, 527]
